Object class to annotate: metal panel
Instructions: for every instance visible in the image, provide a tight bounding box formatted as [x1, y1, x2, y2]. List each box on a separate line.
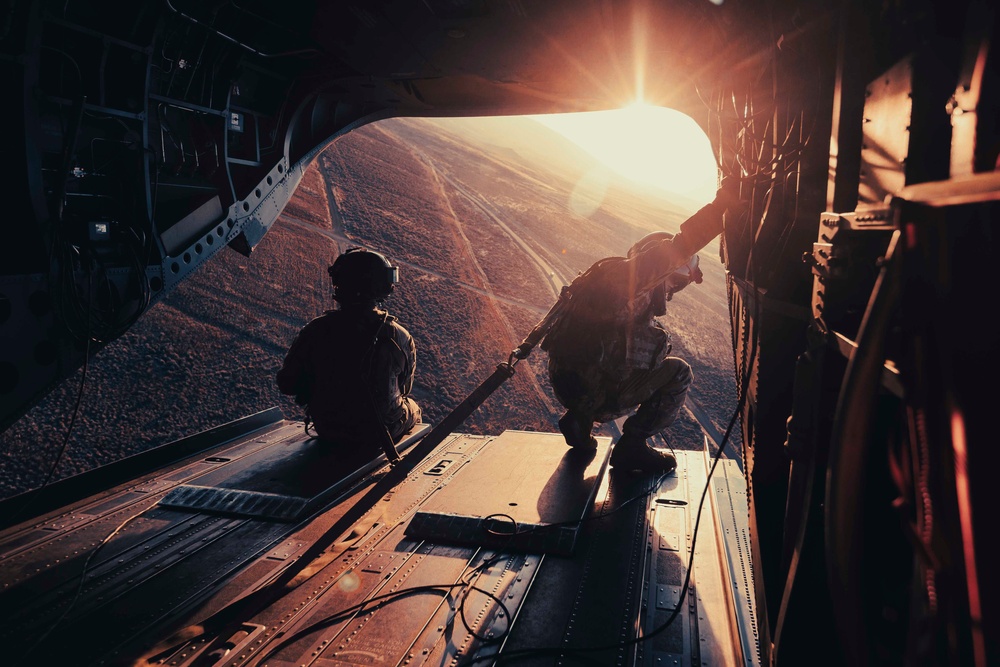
[156, 424, 431, 521]
[638, 450, 746, 667]
[2, 428, 758, 666]
[158, 485, 310, 522]
[859, 57, 912, 206]
[406, 510, 580, 555]
[159, 194, 225, 256]
[0, 409, 285, 530]
[711, 451, 762, 667]
[810, 209, 896, 338]
[404, 430, 611, 556]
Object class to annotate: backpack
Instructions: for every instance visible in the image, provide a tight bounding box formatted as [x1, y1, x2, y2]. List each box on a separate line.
[540, 256, 672, 368]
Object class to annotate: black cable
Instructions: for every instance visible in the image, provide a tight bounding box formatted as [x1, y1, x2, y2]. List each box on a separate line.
[303, 413, 318, 437]
[457, 396, 748, 667]
[261, 473, 682, 663]
[5, 271, 94, 527]
[251, 551, 514, 666]
[12, 508, 148, 666]
[164, 0, 321, 59]
[457, 556, 515, 643]
[244, 466, 674, 667]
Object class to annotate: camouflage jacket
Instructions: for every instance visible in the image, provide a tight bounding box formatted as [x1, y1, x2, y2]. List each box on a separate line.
[541, 256, 672, 372]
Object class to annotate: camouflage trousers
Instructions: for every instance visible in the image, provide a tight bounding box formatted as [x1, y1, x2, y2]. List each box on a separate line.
[548, 355, 693, 438]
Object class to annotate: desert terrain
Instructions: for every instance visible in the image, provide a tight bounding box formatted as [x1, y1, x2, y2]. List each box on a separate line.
[0, 115, 740, 500]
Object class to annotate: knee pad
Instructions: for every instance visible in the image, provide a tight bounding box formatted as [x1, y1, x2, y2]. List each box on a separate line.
[668, 358, 693, 389]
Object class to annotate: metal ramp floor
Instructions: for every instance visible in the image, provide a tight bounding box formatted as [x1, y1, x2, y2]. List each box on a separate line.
[0, 413, 758, 667]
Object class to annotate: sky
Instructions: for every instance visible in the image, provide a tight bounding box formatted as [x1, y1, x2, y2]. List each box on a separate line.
[530, 104, 719, 206]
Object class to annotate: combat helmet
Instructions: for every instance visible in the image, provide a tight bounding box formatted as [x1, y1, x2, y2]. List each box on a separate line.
[627, 231, 703, 298]
[328, 247, 399, 306]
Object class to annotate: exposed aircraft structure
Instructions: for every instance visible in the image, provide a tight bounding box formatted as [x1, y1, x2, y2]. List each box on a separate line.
[1, 1, 997, 666]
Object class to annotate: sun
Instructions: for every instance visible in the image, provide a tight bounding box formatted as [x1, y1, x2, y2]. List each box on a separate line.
[530, 103, 718, 208]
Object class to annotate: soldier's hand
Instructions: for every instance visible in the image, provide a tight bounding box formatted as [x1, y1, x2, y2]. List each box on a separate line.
[512, 343, 533, 360]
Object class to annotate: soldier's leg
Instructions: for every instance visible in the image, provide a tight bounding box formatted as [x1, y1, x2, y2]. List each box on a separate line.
[558, 411, 598, 449]
[609, 358, 693, 473]
[619, 357, 693, 437]
[549, 359, 604, 449]
[389, 397, 422, 442]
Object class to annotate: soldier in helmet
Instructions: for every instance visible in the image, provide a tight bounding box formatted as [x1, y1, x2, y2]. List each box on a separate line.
[277, 246, 421, 454]
[514, 181, 737, 473]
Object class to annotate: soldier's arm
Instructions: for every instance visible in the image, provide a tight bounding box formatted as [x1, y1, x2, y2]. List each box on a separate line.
[634, 178, 740, 292]
[399, 327, 417, 396]
[512, 285, 572, 358]
[276, 324, 312, 395]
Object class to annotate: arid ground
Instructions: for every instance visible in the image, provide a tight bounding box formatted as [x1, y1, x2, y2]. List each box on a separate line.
[0, 116, 740, 500]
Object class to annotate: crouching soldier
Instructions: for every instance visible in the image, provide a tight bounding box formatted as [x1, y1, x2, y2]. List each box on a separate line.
[513, 181, 738, 473]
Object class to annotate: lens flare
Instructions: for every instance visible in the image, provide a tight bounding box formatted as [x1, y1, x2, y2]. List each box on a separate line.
[338, 570, 361, 592]
[569, 166, 612, 217]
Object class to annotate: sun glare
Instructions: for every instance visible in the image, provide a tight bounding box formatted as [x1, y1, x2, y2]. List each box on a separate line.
[531, 104, 718, 208]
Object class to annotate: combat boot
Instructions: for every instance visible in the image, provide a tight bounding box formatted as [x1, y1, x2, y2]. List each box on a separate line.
[610, 432, 676, 473]
[558, 411, 598, 450]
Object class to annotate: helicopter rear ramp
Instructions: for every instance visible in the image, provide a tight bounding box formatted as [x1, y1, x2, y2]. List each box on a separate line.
[0, 413, 758, 667]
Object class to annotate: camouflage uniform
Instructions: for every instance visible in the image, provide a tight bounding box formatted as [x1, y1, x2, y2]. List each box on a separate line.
[542, 256, 694, 441]
[514, 192, 734, 469]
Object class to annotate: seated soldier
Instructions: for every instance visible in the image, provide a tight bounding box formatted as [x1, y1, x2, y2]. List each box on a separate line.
[277, 247, 421, 456]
